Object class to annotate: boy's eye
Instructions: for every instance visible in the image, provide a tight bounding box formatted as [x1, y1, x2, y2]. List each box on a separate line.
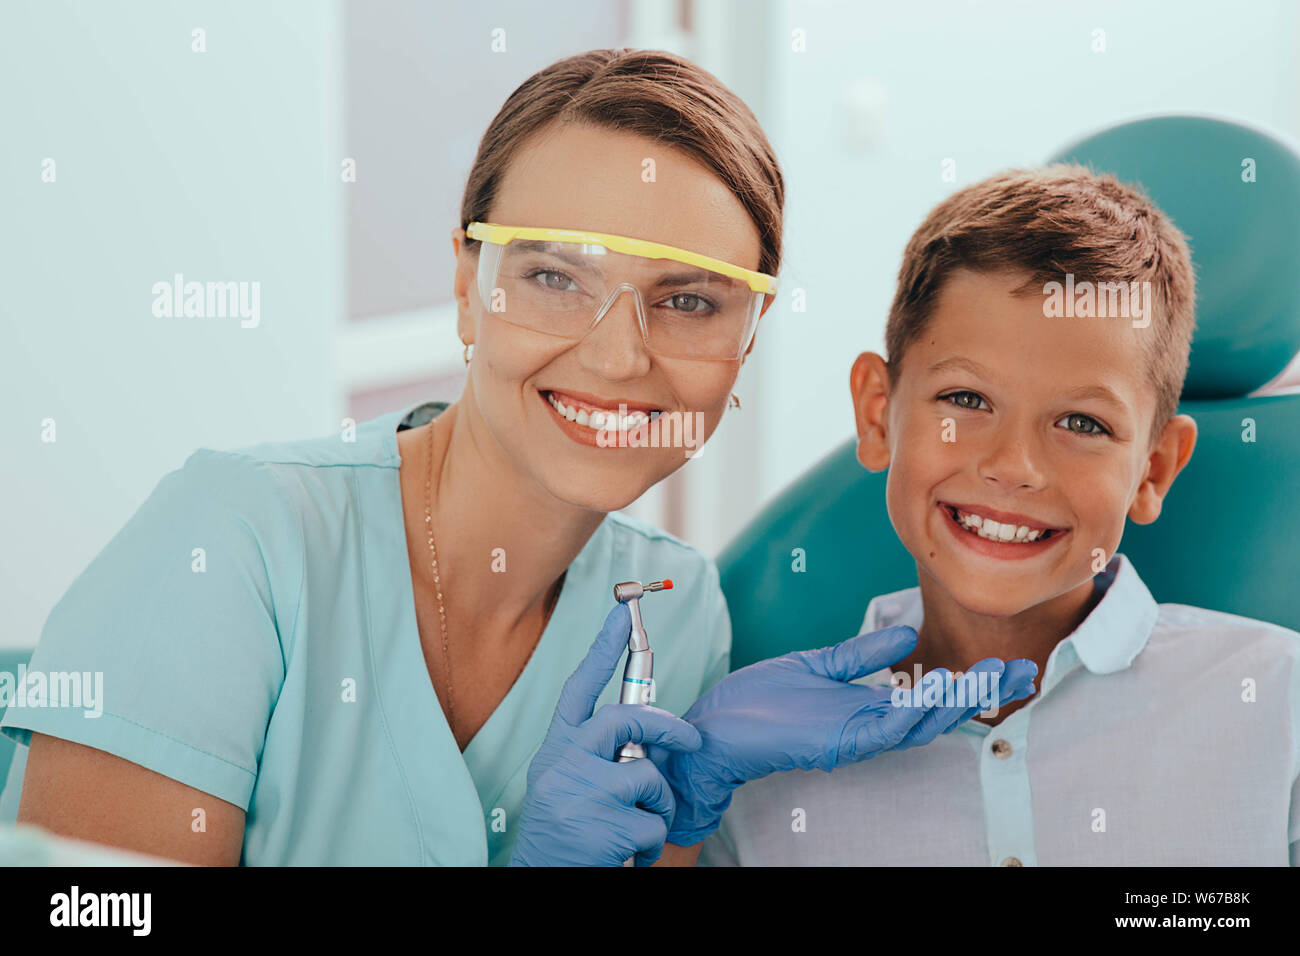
[1056, 412, 1109, 436]
[938, 390, 988, 411]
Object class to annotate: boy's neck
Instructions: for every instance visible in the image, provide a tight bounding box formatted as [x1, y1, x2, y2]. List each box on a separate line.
[901, 570, 1103, 724]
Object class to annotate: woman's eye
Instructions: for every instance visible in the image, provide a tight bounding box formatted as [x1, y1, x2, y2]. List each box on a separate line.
[939, 390, 988, 411]
[664, 292, 716, 315]
[525, 269, 578, 292]
[1057, 412, 1109, 436]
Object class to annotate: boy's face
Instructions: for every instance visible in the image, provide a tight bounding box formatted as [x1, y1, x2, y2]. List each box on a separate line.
[852, 267, 1195, 618]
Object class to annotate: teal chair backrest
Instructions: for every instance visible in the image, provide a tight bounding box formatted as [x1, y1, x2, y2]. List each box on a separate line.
[0, 648, 32, 785]
[719, 115, 1300, 670]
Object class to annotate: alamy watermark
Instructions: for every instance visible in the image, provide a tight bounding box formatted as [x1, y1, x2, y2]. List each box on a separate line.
[151, 274, 260, 328]
[50, 885, 150, 935]
[595, 405, 706, 458]
[890, 665, 1002, 717]
[1042, 274, 1152, 328]
[0, 666, 103, 719]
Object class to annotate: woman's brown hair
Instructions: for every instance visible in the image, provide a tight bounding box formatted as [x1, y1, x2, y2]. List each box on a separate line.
[459, 48, 785, 276]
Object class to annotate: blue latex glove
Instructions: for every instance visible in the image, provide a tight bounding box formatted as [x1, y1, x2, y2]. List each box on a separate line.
[509, 602, 703, 867]
[653, 625, 1038, 845]
[927, 656, 1038, 740]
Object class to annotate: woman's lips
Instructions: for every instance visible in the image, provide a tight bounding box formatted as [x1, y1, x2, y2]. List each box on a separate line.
[539, 389, 661, 449]
[543, 388, 660, 417]
[937, 501, 1069, 560]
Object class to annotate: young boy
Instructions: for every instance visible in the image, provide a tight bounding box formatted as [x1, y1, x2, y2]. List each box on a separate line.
[700, 165, 1300, 866]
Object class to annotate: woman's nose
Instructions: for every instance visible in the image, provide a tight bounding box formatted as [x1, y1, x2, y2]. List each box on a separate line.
[575, 285, 653, 380]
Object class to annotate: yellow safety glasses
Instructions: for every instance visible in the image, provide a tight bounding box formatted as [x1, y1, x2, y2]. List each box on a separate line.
[466, 222, 776, 361]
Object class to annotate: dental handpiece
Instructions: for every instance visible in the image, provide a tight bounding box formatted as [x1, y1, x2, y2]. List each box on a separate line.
[612, 579, 672, 762]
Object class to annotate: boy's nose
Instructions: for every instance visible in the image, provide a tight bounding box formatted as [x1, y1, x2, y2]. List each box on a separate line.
[976, 430, 1047, 490]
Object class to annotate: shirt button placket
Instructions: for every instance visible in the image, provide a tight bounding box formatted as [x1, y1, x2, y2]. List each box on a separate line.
[980, 719, 1036, 866]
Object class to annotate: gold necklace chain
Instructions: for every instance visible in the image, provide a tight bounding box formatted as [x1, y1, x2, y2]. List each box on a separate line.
[424, 418, 456, 736]
[422, 413, 564, 745]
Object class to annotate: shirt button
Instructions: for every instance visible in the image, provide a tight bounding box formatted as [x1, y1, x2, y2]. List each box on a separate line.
[1000, 857, 1022, 866]
[991, 739, 1012, 758]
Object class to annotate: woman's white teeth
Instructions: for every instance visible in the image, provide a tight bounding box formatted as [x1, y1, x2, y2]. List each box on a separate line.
[953, 507, 1051, 543]
[547, 392, 651, 431]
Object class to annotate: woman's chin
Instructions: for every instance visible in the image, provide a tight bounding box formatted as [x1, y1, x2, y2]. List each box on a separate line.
[537, 473, 651, 515]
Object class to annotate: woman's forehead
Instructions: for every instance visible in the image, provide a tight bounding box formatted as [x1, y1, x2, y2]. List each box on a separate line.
[488, 122, 763, 271]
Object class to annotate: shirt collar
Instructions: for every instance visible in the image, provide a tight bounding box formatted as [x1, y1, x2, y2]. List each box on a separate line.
[368, 400, 449, 467]
[1066, 552, 1159, 674]
[858, 553, 1159, 685]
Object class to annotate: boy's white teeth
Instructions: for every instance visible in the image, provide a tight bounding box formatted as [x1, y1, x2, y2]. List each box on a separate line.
[951, 506, 1053, 543]
[547, 392, 652, 431]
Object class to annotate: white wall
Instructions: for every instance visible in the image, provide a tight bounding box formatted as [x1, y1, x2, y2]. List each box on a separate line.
[0, 1, 344, 648]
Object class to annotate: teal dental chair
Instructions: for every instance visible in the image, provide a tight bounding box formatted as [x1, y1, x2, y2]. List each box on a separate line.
[0, 648, 31, 790]
[718, 115, 1300, 669]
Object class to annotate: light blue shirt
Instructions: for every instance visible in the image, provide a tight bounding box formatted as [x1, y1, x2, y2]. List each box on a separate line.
[0, 400, 731, 865]
[701, 553, 1300, 866]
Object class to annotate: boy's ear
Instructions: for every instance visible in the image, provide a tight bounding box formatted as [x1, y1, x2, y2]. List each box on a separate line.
[1128, 413, 1197, 524]
[850, 351, 892, 472]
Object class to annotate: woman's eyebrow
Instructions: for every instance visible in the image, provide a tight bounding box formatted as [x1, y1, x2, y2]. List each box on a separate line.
[510, 240, 604, 274]
[649, 268, 736, 288]
[509, 244, 737, 288]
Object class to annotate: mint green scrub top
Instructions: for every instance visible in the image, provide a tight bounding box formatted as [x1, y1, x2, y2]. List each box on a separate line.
[0, 401, 731, 865]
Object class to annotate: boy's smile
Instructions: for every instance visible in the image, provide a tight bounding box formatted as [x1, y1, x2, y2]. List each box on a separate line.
[938, 499, 1069, 559]
[851, 266, 1197, 707]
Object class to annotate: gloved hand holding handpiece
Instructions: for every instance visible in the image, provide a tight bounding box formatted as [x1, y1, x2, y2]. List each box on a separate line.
[509, 599, 700, 866]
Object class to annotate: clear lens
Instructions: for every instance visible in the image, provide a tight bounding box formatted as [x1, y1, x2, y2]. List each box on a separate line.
[475, 238, 765, 360]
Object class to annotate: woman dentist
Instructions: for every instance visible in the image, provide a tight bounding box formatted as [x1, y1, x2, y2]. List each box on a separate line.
[2, 49, 1033, 866]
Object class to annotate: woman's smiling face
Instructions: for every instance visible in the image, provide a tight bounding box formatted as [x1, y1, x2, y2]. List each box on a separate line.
[451, 121, 768, 513]
[876, 267, 1160, 616]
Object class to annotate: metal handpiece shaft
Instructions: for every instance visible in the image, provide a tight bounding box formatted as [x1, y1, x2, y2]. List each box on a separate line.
[617, 595, 653, 761]
[612, 579, 672, 762]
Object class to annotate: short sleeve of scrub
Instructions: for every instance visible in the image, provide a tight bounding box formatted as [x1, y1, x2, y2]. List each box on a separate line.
[0, 447, 297, 811]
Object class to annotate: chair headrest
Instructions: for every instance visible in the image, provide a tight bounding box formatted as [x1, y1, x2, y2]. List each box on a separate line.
[1050, 115, 1300, 398]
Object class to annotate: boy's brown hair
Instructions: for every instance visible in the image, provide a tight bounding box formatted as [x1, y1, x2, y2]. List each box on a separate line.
[884, 164, 1196, 443]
